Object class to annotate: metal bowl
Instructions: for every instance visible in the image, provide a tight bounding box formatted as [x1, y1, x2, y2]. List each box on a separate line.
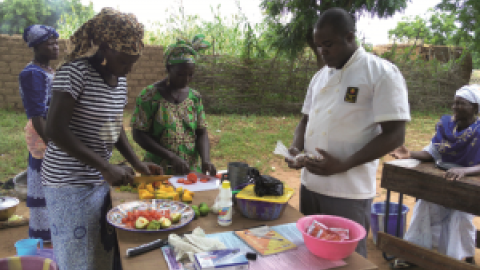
[0, 196, 20, 221]
[13, 170, 28, 200]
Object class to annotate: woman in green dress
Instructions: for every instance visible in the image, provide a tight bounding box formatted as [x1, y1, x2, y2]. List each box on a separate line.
[132, 35, 216, 176]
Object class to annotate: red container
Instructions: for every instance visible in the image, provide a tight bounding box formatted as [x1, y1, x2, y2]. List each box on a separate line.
[296, 215, 366, 260]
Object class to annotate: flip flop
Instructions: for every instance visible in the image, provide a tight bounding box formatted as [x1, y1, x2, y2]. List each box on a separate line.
[390, 259, 416, 269]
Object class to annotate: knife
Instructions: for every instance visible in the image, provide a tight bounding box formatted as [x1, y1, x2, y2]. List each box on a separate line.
[133, 175, 173, 185]
[126, 238, 169, 257]
[126, 229, 193, 257]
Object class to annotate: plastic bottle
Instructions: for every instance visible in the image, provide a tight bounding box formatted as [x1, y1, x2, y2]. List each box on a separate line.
[217, 180, 233, 226]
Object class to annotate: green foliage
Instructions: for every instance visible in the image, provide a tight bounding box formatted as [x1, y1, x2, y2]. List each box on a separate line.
[435, 0, 480, 69]
[388, 8, 479, 68]
[145, 3, 274, 59]
[260, 0, 411, 63]
[56, 1, 95, 39]
[0, 0, 94, 35]
[388, 9, 456, 45]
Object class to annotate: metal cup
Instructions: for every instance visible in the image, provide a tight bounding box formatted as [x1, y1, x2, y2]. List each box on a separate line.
[221, 162, 254, 189]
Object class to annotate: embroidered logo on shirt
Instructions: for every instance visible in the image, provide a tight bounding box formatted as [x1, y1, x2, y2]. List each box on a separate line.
[344, 87, 359, 103]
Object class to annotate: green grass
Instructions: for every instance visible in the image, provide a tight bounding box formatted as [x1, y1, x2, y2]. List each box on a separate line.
[0, 109, 449, 182]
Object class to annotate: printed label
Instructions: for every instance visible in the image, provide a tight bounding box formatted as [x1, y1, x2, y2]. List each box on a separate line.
[218, 206, 232, 224]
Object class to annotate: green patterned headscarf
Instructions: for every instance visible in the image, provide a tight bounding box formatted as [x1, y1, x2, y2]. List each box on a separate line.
[164, 34, 211, 66]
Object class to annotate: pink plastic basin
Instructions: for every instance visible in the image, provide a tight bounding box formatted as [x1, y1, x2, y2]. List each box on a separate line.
[296, 215, 366, 260]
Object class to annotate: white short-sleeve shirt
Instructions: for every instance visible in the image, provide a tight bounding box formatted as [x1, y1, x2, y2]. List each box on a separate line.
[301, 47, 411, 199]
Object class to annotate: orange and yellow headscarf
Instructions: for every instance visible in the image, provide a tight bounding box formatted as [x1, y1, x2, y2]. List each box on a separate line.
[64, 7, 144, 63]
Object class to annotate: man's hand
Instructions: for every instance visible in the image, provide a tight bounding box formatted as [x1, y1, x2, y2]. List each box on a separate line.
[202, 161, 217, 176]
[389, 146, 410, 160]
[304, 148, 349, 176]
[134, 162, 164, 176]
[285, 147, 303, 170]
[444, 167, 468, 181]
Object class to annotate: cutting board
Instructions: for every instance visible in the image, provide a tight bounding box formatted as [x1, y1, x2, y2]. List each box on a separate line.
[168, 172, 221, 192]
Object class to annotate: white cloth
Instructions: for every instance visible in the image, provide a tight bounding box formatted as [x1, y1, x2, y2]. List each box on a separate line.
[404, 199, 476, 260]
[455, 84, 480, 112]
[168, 227, 226, 261]
[301, 47, 411, 199]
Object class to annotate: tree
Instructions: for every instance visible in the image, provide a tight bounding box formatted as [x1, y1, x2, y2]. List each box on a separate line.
[260, 0, 411, 68]
[0, 0, 94, 35]
[388, 8, 480, 69]
[388, 9, 457, 45]
[436, 1, 480, 64]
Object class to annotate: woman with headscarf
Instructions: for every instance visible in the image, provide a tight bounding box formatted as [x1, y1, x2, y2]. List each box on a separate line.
[389, 85, 480, 268]
[131, 35, 217, 176]
[41, 8, 162, 270]
[19, 25, 59, 242]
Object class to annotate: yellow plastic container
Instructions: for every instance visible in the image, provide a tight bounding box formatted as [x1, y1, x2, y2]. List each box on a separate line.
[235, 184, 294, 220]
[236, 184, 294, 203]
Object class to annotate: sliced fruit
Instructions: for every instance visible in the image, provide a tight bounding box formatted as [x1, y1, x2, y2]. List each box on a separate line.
[200, 178, 209, 183]
[146, 184, 155, 193]
[170, 213, 182, 224]
[183, 180, 193, 185]
[138, 183, 146, 190]
[146, 220, 161, 230]
[135, 217, 149, 229]
[177, 178, 184, 183]
[187, 173, 198, 182]
[161, 218, 172, 229]
[182, 193, 193, 203]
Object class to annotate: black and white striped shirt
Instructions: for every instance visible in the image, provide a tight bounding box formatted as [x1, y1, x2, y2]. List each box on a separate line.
[42, 58, 127, 186]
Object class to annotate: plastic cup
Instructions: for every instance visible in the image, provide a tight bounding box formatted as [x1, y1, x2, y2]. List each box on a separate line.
[14, 239, 43, 256]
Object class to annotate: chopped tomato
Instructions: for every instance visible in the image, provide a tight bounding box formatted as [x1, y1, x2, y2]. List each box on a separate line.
[184, 180, 193, 185]
[216, 174, 223, 179]
[187, 173, 197, 182]
[200, 178, 209, 183]
[121, 217, 128, 223]
[125, 221, 134, 228]
[177, 178, 184, 183]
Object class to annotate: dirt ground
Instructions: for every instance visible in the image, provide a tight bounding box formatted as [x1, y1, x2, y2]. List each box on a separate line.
[2, 159, 480, 270]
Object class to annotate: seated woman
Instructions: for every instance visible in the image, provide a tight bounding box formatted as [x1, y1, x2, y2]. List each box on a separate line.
[390, 85, 480, 268]
[132, 35, 216, 176]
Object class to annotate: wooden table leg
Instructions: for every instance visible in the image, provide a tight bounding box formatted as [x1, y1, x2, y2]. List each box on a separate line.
[377, 232, 480, 270]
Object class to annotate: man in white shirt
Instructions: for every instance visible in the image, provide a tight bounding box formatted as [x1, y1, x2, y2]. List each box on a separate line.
[286, 8, 410, 257]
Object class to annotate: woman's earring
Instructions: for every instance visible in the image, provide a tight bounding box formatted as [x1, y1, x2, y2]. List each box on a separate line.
[101, 58, 107, 66]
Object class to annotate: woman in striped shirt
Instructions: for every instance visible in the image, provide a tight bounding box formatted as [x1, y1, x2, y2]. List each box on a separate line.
[41, 8, 162, 270]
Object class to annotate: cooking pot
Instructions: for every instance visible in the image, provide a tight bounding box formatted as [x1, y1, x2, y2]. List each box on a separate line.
[0, 196, 20, 221]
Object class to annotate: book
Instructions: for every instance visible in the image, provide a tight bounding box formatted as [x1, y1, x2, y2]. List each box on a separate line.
[233, 226, 297, 256]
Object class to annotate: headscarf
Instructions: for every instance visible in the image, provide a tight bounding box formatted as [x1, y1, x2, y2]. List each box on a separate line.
[455, 84, 480, 113]
[164, 34, 211, 66]
[64, 7, 144, 63]
[23, 25, 59, 47]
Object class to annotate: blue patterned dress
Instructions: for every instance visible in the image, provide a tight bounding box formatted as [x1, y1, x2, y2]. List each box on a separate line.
[19, 63, 54, 241]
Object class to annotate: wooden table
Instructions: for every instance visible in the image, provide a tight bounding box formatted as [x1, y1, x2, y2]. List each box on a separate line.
[111, 189, 378, 270]
[377, 162, 480, 270]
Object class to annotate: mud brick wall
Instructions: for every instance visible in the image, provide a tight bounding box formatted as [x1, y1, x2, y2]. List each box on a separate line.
[0, 34, 165, 111]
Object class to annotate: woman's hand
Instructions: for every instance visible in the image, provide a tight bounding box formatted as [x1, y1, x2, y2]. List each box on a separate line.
[390, 146, 410, 159]
[101, 164, 135, 186]
[202, 161, 217, 176]
[134, 162, 164, 176]
[170, 155, 190, 175]
[444, 168, 468, 181]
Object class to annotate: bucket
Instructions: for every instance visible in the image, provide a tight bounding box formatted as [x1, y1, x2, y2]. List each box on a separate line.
[14, 239, 43, 256]
[370, 202, 409, 245]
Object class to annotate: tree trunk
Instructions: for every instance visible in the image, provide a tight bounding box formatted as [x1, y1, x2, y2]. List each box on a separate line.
[306, 27, 325, 69]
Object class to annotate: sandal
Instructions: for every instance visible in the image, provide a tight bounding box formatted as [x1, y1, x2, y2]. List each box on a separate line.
[465, 257, 475, 265]
[390, 259, 416, 269]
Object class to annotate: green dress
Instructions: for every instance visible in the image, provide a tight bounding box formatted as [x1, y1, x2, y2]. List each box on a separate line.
[131, 84, 208, 174]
